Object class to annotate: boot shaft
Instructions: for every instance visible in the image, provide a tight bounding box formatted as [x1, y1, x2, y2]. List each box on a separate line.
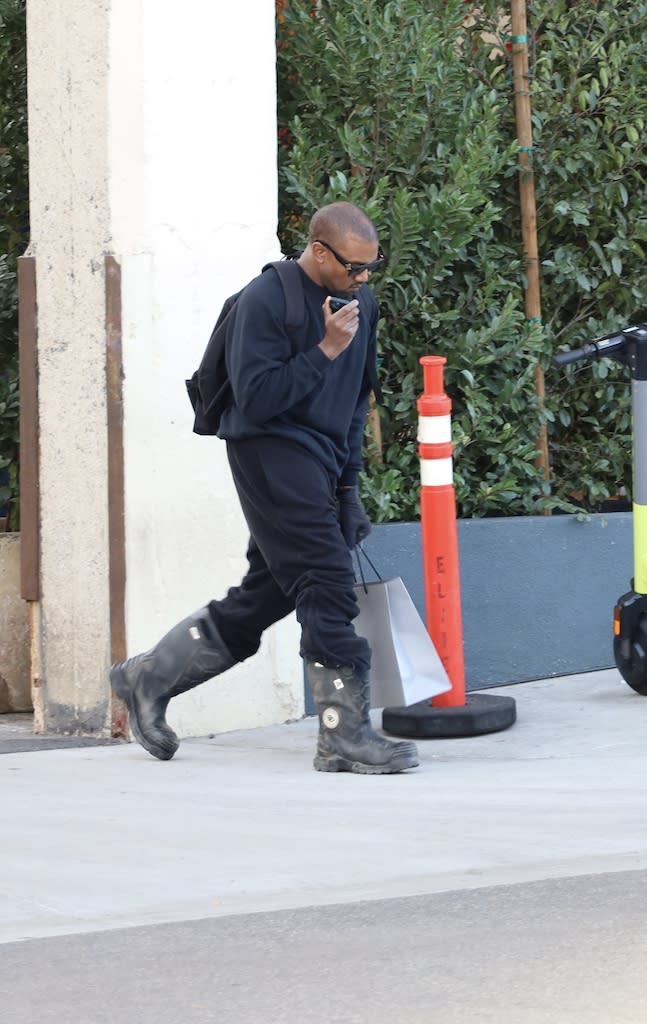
[120, 607, 236, 702]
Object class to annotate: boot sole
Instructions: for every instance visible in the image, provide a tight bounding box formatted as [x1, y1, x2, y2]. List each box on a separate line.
[313, 752, 419, 775]
[110, 665, 178, 761]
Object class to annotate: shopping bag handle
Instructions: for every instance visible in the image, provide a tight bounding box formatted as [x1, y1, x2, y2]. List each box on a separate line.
[354, 543, 382, 592]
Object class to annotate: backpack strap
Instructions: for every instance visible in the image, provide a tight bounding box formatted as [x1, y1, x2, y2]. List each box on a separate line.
[261, 258, 305, 331]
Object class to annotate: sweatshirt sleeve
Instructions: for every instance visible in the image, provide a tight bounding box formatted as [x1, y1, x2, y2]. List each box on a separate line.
[226, 275, 331, 425]
[338, 295, 379, 487]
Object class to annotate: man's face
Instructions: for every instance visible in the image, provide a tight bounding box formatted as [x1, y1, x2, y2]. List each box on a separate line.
[314, 235, 383, 296]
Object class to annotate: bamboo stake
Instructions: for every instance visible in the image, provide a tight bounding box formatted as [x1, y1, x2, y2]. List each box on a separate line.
[510, 0, 550, 484]
[367, 392, 383, 464]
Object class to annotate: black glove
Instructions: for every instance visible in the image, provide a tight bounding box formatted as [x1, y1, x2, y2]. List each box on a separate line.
[337, 486, 372, 550]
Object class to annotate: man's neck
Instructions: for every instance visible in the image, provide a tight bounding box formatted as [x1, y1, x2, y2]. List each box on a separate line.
[297, 248, 324, 287]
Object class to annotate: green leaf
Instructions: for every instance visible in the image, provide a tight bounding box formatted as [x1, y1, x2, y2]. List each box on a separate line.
[277, 0, 647, 520]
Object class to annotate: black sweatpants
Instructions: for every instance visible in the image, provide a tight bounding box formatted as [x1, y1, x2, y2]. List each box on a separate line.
[208, 437, 371, 674]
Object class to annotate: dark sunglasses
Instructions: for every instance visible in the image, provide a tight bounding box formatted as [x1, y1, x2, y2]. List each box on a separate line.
[314, 238, 385, 277]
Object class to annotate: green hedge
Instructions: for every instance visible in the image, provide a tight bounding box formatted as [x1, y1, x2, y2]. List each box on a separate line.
[2, 1, 646, 525]
[277, 0, 647, 519]
[0, 0, 27, 526]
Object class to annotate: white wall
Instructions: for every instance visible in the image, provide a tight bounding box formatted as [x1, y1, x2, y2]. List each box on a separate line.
[109, 0, 303, 735]
[26, 0, 303, 735]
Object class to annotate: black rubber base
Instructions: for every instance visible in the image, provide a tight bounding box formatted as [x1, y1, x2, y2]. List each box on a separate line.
[382, 692, 517, 739]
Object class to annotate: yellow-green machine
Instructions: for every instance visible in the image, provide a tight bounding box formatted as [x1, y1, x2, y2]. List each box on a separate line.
[553, 324, 647, 693]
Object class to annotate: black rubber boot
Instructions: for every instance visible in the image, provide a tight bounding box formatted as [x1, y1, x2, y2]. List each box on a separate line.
[306, 662, 419, 774]
[110, 608, 236, 761]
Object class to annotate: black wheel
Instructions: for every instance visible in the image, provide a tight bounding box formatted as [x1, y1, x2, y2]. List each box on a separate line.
[614, 613, 647, 694]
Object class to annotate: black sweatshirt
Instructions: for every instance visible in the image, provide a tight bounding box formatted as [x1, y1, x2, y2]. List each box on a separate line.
[218, 263, 379, 487]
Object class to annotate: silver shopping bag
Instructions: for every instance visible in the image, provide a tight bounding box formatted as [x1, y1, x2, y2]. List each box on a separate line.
[353, 577, 452, 708]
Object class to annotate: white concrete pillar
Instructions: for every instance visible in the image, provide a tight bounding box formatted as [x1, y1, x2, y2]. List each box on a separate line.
[25, 0, 303, 736]
[26, 0, 112, 732]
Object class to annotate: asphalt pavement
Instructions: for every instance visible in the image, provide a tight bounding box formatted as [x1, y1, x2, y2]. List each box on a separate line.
[1, 668, 647, 1022]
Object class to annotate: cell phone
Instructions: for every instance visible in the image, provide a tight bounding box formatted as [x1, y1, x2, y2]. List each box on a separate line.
[329, 296, 353, 313]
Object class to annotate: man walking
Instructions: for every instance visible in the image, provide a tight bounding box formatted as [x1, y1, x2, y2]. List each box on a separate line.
[111, 202, 419, 775]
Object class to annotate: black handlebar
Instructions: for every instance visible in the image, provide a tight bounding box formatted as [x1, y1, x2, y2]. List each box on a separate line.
[552, 343, 600, 367]
[552, 332, 627, 367]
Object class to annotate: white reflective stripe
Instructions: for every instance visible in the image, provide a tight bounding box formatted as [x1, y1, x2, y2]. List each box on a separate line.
[417, 415, 452, 444]
[420, 457, 453, 486]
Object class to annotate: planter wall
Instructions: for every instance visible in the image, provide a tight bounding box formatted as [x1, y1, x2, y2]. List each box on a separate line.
[0, 533, 31, 713]
[361, 513, 632, 689]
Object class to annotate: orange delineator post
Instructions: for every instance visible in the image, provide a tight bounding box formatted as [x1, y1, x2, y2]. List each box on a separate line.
[383, 356, 516, 737]
[417, 356, 466, 707]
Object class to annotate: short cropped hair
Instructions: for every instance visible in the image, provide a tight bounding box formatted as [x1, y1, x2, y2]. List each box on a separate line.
[308, 202, 378, 246]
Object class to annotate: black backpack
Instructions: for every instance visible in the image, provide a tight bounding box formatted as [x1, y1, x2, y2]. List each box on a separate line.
[185, 259, 305, 436]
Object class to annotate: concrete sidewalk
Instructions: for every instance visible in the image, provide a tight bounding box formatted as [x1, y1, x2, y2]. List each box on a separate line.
[4, 668, 647, 1024]
[2, 668, 647, 946]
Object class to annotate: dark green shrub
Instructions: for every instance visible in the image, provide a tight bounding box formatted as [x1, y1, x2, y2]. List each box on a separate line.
[528, 0, 647, 508]
[0, 0, 27, 527]
[277, 0, 647, 519]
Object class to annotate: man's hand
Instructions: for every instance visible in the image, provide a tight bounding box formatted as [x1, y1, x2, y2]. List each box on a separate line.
[337, 485, 372, 549]
[319, 297, 359, 360]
